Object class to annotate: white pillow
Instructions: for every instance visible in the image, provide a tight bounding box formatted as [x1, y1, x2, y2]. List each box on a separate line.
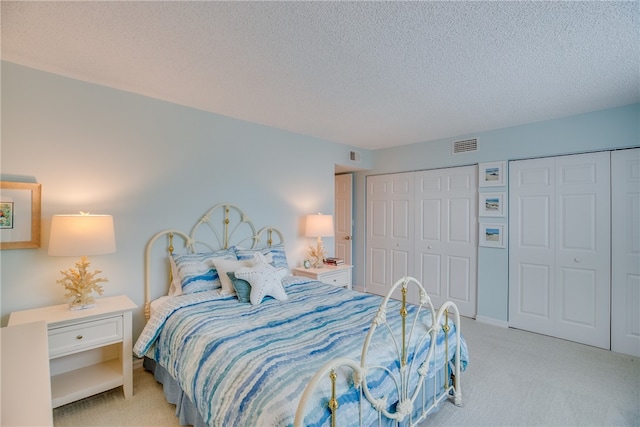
[234, 252, 288, 305]
[212, 258, 256, 295]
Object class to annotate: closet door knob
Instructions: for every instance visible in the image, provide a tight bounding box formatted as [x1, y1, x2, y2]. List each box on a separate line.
[574, 258, 581, 263]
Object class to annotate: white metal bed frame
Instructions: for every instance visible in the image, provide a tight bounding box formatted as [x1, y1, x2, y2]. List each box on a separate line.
[295, 276, 462, 427]
[142, 203, 463, 426]
[143, 203, 283, 319]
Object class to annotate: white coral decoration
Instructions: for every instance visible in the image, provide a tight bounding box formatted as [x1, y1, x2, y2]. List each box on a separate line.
[56, 256, 107, 308]
[307, 242, 327, 268]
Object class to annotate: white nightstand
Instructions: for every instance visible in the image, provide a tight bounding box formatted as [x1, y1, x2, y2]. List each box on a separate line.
[8, 295, 137, 408]
[292, 264, 353, 289]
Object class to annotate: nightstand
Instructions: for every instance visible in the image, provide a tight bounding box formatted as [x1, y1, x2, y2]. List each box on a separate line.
[292, 264, 353, 289]
[8, 295, 137, 408]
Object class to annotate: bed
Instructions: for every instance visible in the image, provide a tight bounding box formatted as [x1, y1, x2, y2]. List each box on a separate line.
[134, 204, 468, 427]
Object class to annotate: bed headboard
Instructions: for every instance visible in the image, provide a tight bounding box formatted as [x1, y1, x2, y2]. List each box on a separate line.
[144, 203, 284, 319]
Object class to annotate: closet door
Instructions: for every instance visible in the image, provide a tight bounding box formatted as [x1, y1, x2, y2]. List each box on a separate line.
[611, 148, 640, 357]
[509, 157, 556, 336]
[554, 152, 610, 348]
[415, 166, 477, 316]
[510, 152, 611, 349]
[366, 173, 414, 300]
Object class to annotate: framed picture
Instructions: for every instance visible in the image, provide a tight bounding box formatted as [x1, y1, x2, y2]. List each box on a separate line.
[0, 181, 42, 249]
[479, 223, 506, 248]
[479, 192, 506, 217]
[478, 161, 506, 187]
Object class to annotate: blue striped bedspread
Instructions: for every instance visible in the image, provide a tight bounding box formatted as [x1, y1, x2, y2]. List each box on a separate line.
[134, 277, 468, 427]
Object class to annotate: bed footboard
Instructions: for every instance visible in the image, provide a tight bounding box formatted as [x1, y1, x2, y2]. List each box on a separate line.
[295, 277, 463, 427]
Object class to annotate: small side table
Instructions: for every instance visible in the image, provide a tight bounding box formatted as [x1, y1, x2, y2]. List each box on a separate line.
[9, 295, 137, 408]
[292, 264, 353, 289]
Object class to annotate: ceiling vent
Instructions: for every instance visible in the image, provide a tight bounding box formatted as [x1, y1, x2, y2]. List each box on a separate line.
[349, 150, 361, 162]
[452, 138, 478, 154]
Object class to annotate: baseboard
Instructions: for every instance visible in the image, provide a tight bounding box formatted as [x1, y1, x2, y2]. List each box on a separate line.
[475, 315, 509, 328]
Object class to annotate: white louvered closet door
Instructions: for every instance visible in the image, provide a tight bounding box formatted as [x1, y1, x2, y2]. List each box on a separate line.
[509, 152, 611, 349]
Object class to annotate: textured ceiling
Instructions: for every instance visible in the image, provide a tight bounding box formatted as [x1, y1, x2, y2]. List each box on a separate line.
[2, 1, 638, 149]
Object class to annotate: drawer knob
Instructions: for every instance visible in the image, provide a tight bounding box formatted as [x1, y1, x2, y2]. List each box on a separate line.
[76, 335, 83, 340]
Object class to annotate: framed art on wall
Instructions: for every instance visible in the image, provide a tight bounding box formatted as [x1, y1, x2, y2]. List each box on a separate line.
[0, 181, 42, 249]
[478, 161, 506, 187]
[479, 223, 506, 248]
[479, 192, 506, 217]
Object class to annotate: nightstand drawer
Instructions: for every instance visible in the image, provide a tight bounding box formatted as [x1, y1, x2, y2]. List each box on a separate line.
[319, 270, 349, 287]
[48, 315, 123, 358]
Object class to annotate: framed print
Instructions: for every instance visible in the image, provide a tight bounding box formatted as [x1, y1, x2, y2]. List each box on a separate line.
[478, 161, 506, 187]
[479, 223, 506, 248]
[479, 192, 506, 217]
[0, 182, 42, 249]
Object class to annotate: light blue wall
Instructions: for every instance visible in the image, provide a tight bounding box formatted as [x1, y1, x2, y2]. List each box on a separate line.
[3, 61, 637, 333]
[353, 103, 639, 323]
[0, 61, 370, 338]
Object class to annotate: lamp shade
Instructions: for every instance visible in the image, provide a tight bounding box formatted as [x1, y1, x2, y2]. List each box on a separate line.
[48, 214, 116, 256]
[305, 214, 334, 238]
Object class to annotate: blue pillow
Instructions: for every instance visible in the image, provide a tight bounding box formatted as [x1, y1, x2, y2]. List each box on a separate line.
[228, 272, 251, 303]
[172, 249, 237, 294]
[234, 243, 289, 270]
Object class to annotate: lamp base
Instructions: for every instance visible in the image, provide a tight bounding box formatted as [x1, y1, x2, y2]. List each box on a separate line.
[307, 238, 327, 269]
[68, 302, 96, 311]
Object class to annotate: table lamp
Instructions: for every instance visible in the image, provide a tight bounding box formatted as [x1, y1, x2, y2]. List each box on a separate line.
[48, 213, 116, 310]
[304, 213, 334, 268]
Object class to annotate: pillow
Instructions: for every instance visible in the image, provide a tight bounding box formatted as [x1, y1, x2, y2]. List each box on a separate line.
[233, 252, 288, 305]
[171, 248, 237, 294]
[168, 256, 182, 296]
[268, 243, 290, 270]
[227, 272, 251, 303]
[234, 243, 290, 270]
[212, 258, 256, 295]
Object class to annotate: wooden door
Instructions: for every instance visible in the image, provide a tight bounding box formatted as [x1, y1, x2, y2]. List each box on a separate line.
[335, 174, 353, 265]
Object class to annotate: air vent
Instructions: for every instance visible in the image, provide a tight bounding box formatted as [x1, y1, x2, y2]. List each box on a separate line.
[453, 138, 478, 154]
[349, 150, 361, 162]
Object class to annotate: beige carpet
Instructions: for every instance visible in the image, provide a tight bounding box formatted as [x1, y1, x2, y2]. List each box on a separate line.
[53, 367, 179, 427]
[53, 317, 640, 426]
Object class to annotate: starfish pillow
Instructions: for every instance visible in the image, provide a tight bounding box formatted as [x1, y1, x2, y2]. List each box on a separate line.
[234, 252, 288, 305]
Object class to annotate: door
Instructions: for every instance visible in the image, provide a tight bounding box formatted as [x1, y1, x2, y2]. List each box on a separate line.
[335, 174, 353, 265]
[611, 148, 640, 357]
[414, 166, 478, 316]
[509, 152, 611, 349]
[366, 172, 414, 301]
